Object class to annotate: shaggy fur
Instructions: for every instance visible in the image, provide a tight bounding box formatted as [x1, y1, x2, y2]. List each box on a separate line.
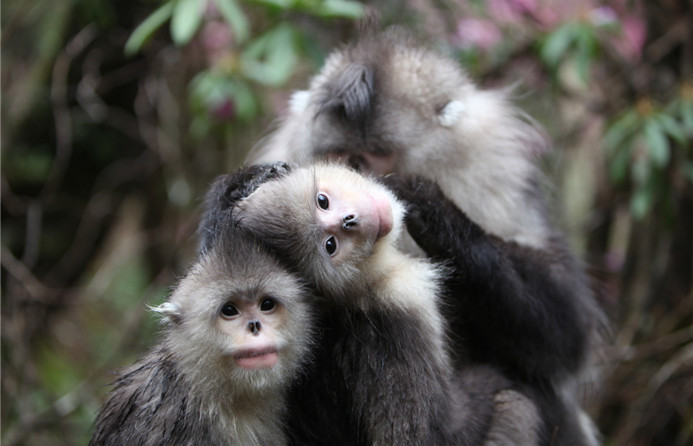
[90, 227, 313, 446]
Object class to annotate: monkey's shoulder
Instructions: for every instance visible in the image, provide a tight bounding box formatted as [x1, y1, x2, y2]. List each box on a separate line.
[90, 347, 220, 446]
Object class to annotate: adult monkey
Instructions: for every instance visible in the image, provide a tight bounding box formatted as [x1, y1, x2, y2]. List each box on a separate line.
[248, 28, 604, 446]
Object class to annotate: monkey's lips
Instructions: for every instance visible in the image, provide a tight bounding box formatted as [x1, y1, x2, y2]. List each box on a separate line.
[233, 347, 279, 369]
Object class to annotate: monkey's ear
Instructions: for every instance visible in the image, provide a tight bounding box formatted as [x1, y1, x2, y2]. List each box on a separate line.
[149, 302, 182, 325]
[437, 100, 465, 127]
[289, 90, 311, 114]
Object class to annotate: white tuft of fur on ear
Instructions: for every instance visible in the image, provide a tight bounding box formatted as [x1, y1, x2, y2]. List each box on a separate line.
[289, 90, 311, 115]
[437, 100, 465, 127]
[149, 302, 181, 324]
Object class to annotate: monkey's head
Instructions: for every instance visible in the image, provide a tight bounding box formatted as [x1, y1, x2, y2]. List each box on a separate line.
[249, 30, 547, 203]
[234, 163, 405, 301]
[249, 30, 472, 173]
[154, 227, 313, 394]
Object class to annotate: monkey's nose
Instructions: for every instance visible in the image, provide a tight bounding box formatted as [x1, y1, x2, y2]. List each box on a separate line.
[343, 214, 358, 230]
[248, 320, 261, 335]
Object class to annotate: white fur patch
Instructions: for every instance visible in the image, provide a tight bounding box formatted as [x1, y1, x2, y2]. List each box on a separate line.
[437, 100, 465, 127]
[578, 409, 601, 446]
[289, 90, 311, 115]
[149, 302, 181, 322]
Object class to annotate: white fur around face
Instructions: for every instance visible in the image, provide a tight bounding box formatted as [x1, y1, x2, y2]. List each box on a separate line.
[289, 90, 311, 115]
[437, 100, 466, 127]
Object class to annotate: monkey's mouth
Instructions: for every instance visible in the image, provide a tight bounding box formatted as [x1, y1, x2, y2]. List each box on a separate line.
[233, 347, 279, 369]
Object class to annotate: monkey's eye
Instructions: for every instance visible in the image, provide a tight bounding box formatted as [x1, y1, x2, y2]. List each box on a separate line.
[325, 236, 337, 256]
[260, 298, 276, 312]
[220, 303, 239, 319]
[317, 193, 329, 210]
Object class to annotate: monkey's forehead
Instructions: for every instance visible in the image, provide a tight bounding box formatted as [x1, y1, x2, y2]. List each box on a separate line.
[316, 38, 468, 106]
[172, 263, 307, 307]
[172, 232, 308, 297]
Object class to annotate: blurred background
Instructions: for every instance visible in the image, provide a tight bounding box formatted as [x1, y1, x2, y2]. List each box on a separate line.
[2, 0, 691, 444]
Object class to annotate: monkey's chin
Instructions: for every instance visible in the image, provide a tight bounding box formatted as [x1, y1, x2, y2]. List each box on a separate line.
[234, 349, 279, 369]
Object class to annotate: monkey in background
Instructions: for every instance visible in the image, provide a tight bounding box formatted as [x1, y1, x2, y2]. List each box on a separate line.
[89, 224, 314, 446]
[248, 28, 604, 446]
[202, 161, 541, 446]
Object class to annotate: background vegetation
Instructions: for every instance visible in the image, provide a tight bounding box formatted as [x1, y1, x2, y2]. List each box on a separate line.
[2, 0, 691, 444]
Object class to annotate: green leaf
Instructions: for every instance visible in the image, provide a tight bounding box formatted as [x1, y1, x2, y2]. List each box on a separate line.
[190, 114, 213, 140]
[630, 182, 654, 220]
[656, 113, 687, 145]
[124, 2, 175, 56]
[608, 140, 631, 184]
[643, 118, 670, 167]
[213, 0, 250, 43]
[603, 110, 639, 154]
[248, 0, 295, 8]
[230, 80, 258, 121]
[574, 24, 597, 83]
[189, 71, 258, 122]
[630, 151, 651, 185]
[171, 0, 205, 46]
[241, 24, 299, 86]
[573, 52, 591, 84]
[540, 22, 578, 69]
[311, 0, 365, 18]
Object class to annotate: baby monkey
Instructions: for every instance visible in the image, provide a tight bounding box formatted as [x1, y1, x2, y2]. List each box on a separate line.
[89, 225, 313, 446]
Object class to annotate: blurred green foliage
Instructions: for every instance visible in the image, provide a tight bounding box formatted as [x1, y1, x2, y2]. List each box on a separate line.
[2, 1, 692, 445]
[605, 93, 693, 219]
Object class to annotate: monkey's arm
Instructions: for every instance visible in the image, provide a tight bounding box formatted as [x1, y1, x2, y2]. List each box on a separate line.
[199, 162, 292, 253]
[345, 307, 489, 446]
[383, 176, 593, 384]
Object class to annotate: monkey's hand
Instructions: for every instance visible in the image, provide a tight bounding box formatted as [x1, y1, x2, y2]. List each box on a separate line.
[200, 162, 294, 253]
[222, 162, 294, 208]
[381, 175, 481, 261]
[384, 175, 591, 381]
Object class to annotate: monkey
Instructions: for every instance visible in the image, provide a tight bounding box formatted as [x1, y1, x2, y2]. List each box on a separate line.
[89, 224, 314, 446]
[201, 161, 535, 446]
[246, 29, 604, 446]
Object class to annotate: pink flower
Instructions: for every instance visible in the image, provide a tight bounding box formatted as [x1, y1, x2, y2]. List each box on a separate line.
[455, 18, 503, 50]
[614, 16, 647, 61]
[211, 98, 235, 121]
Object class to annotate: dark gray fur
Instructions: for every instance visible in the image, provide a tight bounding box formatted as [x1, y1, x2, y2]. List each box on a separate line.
[89, 347, 218, 445]
[199, 162, 292, 255]
[318, 64, 375, 132]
